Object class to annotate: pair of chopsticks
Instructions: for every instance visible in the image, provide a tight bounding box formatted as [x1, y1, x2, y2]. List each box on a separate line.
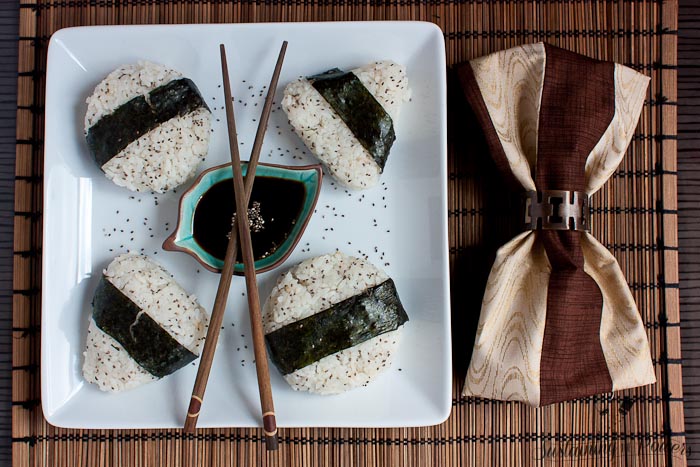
[183, 41, 287, 451]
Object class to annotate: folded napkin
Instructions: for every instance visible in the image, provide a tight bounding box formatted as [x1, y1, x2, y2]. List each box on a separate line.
[457, 43, 655, 407]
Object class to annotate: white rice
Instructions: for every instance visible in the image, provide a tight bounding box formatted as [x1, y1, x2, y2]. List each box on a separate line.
[263, 251, 404, 395]
[85, 62, 183, 128]
[83, 253, 208, 393]
[85, 62, 211, 193]
[282, 61, 410, 190]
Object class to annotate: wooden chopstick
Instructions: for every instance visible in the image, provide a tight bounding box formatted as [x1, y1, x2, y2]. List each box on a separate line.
[219, 43, 281, 451]
[183, 41, 287, 442]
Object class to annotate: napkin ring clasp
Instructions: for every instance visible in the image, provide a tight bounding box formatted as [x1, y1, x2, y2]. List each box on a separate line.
[524, 190, 590, 232]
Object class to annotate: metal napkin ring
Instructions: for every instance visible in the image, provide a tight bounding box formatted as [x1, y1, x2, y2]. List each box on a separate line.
[524, 190, 590, 232]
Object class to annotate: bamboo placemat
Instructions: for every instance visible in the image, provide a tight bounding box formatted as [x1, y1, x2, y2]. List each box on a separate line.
[12, 1, 683, 466]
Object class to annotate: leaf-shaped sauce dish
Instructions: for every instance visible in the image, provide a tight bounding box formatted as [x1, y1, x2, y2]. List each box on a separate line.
[163, 162, 322, 274]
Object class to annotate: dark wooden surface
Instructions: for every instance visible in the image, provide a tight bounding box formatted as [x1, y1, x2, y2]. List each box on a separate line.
[0, 1, 696, 465]
[0, 2, 18, 466]
[678, 0, 699, 463]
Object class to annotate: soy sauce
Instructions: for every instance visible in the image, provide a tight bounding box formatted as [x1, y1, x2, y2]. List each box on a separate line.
[193, 177, 306, 262]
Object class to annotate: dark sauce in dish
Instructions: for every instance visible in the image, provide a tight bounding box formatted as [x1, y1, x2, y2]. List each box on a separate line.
[193, 177, 306, 263]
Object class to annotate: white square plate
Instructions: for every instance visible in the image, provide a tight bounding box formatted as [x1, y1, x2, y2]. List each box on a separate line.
[42, 21, 449, 429]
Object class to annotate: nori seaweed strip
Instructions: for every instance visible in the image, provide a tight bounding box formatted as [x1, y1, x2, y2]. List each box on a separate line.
[92, 275, 198, 378]
[86, 78, 209, 167]
[265, 279, 408, 375]
[309, 68, 395, 171]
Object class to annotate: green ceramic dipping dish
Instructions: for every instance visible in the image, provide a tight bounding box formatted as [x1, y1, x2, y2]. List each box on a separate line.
[163, 162, 322, 274]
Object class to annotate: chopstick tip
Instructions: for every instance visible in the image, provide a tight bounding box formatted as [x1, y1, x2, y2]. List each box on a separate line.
[265, 433, 279, 451]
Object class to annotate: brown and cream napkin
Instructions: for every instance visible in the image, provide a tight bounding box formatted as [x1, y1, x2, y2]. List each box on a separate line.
[457, 43, 655, 407]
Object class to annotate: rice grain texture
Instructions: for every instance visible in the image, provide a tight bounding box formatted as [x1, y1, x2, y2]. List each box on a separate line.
[263, 251, 404, 395]
[282, 61, 410, 190]
[85, 62, 211, 193]
[82, 253, 208, 392]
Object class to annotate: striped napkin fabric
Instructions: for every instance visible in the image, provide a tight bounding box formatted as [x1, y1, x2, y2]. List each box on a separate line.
[456, 43, 656, 407]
